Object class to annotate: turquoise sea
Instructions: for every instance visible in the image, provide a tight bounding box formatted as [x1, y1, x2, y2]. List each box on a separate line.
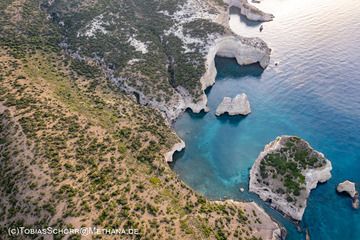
[171, 0, 360, 239]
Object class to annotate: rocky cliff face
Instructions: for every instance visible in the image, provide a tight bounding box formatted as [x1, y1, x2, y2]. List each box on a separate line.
[164, 139, 186, 162]
[215, 93, 251, 116]
[42, 0, 272, 123]
[225, 0, 275, 21]
[153, 0, 272, 120]
[249, 136, 332, 221]
[187, 35, 271, 114]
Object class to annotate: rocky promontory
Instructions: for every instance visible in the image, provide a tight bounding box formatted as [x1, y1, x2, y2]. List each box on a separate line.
[164, 139, 186, 162]
[215, 93, 251, 116]
[249, 136, 332, 221]
[225, 0, 275, 22]
[337, 180, 359, 209]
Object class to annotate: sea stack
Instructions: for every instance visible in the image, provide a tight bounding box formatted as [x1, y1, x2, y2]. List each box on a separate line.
[337, 180, 359, 209]
[249, 136, 332, 221]
[215, 93, 251, 116]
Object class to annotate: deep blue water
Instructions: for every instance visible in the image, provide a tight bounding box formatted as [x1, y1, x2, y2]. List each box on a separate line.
[171, 0, 360, 239]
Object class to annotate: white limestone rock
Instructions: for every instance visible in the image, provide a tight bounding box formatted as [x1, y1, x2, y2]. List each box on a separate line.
[337, 180, 357, 198]
[164, 139, 185, 162]
[215, 94, 251, 116]
[187, 35, 271, 114]
[249, 136, 332, 221]
[127, 0, 273, 122]
[337, 180, 359, 209]
[225, 0, 275, 22]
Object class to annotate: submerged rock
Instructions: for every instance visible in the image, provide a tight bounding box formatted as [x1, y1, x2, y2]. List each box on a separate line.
[337, 180, 359, 209]
[249, 136, 332, 221]
[215, 93, 251, 116]
[306, 228, 311, 240]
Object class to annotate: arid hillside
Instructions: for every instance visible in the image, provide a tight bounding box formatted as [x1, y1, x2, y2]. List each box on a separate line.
[0, 0, 281, 239]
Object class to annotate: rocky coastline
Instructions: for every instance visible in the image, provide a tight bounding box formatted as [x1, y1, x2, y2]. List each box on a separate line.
[164, 139, 186, 163]
[186, 35, 271, 115]
[225, 0, 275, 22]
[162, 1, 285, 238]
[142, 0, 273, 122]
[249, 136, 332, 221]
[214, 200, 286, 240]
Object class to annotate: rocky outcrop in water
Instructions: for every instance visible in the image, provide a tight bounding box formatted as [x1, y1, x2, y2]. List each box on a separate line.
[215, 93, 251, 116]
[337, 180, 359, 209]
[249, 136, 332, 221]
[225, 0, 275, 22]
[187, 35, 271, 114]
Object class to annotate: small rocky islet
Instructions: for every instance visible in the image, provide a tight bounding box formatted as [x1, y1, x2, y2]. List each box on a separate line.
[249, 136, 332, 221]
[337, 180, 359, 209]
[215, 93, 251, 116]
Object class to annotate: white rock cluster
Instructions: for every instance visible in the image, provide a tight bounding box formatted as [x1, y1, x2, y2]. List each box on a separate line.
[215, 94, 251, 116]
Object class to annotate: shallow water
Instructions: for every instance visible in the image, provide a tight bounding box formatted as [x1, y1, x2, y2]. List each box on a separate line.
[171, 0, 360, 239]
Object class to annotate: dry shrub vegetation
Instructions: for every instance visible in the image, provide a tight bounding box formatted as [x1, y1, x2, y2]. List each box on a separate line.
[0, 0, 269, 239]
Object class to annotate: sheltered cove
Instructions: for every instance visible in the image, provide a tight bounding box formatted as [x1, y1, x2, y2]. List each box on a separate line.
[164, 1, 285, 239]
[154, 0, 273, 122]
[164, 0, 334, 235]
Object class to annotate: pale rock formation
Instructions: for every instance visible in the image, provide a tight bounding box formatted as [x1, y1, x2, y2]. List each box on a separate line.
[215, 93, 251, 116]
[188, 35, 271, 114]
[337, 180, 359, 209]
[123, 0, 274, 122]
[164, 139, 185, 162]
[337, 180, 357, 198]
[249, 136, 332, 221]
[77, 14, 109, 38]
[225, 0, 275, 22]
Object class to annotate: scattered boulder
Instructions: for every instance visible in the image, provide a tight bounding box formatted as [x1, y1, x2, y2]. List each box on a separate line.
[215, 94, 251, 116]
